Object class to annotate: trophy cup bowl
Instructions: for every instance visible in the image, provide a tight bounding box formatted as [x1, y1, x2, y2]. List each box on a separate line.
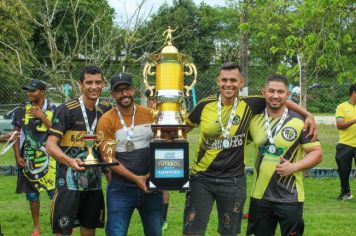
[79, 132, 119, 168]
[143, 27, 197, 190]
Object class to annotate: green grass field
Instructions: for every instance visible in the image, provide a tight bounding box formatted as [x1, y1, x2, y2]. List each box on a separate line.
[1, 124, 355, 235]
[1, 176, 355, 236]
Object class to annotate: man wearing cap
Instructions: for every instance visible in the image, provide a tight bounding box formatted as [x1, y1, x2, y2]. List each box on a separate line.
[12, 79, 56, 236]
[46, 65, 111, 236]
[97, 73, 163, 236]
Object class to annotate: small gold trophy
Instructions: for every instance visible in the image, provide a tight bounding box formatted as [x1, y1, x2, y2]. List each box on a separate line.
[79, 132, 119, 167]
[143, 26, 197, 190]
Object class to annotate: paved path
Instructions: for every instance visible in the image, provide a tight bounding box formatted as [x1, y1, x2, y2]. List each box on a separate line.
[315, 116, 335, 125]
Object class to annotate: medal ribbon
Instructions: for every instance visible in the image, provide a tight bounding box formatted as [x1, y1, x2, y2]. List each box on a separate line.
[116, 105, 136, 142]
[41, 99, 48, 113]
[217, 95, 238, 139]
[79, 96, 99, 135]
[264, 108, 288, 144]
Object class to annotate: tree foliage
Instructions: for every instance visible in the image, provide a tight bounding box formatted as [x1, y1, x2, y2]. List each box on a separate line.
[0, 0, 354, 106]
[136, 0, 220, 67]
[0, 0, 33, 103]
[247, 0, 355, 83]
[0, 0, 117, 100]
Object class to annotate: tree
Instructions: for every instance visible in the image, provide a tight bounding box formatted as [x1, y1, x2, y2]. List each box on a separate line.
[136, 0, 221, 67]
[0, 0, 116, 100]
[247, 0, 355, 82]
[0, 0, 33, 104]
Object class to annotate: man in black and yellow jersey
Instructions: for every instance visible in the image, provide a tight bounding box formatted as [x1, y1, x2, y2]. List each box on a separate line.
[246, 75, 322, 236]
[12, 79, 56, 236]
[335, 83, 356, 201]
[46, 65, 111, 236]
[183, 63, 317, 236]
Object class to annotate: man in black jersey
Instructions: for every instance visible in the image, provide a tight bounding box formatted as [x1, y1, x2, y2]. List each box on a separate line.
[46, 65, 111, 236]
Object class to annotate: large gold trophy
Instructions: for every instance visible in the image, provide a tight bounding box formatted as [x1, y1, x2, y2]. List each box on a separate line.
[143, 26, 197, 190]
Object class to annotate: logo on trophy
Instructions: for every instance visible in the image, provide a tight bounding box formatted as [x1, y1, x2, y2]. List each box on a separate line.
[143, 26, 197, 190]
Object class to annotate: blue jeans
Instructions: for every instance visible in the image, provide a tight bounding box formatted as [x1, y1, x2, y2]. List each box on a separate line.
[26, 189, 54, 202]
[106, 182, 163, 236]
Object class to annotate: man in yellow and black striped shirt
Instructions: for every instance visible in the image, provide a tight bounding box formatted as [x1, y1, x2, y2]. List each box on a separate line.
[182, 63, 317, 236]
[246, 75, 322, 236]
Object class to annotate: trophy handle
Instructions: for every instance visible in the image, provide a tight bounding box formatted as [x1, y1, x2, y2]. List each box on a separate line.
[103, 139, 119, 161]
[151, 109, 159, 124]
[143, 62, 156, 97]
[76, 132, 85, 150]
[184, 63, 197, 97]
[95, 131, 104, 148]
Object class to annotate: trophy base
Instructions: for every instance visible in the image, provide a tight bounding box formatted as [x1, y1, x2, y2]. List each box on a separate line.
[148, 180, 190, 191]
[79, 161, 120, 168]
[149, 141, 189, 191]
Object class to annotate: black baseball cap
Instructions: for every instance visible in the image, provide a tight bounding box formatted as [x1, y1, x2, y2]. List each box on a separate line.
[22, 79, 46, 91]
[110, 73, 133, 91]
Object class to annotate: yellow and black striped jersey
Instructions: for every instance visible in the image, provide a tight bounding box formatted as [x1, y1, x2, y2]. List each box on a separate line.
[186, 94, 266, 178]
[249, 109, 320, 202]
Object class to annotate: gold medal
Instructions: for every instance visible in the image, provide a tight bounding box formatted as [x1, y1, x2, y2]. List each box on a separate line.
[125, 141, 135, 152]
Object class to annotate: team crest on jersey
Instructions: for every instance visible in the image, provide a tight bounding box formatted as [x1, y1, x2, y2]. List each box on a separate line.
[59, 216, 70, 228]
[53, 117, 60, 124]
[232, 115, 240, 125]
[281, 127, 297, 141]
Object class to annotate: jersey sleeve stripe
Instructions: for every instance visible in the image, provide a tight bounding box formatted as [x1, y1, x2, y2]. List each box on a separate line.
[49, 128, 63, 136]
[301, 142, 320, 149]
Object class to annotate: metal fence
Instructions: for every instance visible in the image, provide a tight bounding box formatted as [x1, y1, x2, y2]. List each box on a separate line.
[0, 64, 353, 115]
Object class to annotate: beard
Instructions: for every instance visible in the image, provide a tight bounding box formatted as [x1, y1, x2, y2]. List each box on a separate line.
[269, 105, 281, 110]
[267, 99, 286, 110]
[117, 95, 133, 107]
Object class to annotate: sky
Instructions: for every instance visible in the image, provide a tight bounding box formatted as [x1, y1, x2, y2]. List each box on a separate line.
[107, 0, 226, 23]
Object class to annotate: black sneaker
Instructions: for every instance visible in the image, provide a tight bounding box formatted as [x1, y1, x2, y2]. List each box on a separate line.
[336, 192, 353, 201]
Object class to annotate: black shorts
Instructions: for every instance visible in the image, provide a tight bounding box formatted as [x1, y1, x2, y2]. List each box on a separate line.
[247, 198, 304, 236]
[51, 189, 105, 234]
